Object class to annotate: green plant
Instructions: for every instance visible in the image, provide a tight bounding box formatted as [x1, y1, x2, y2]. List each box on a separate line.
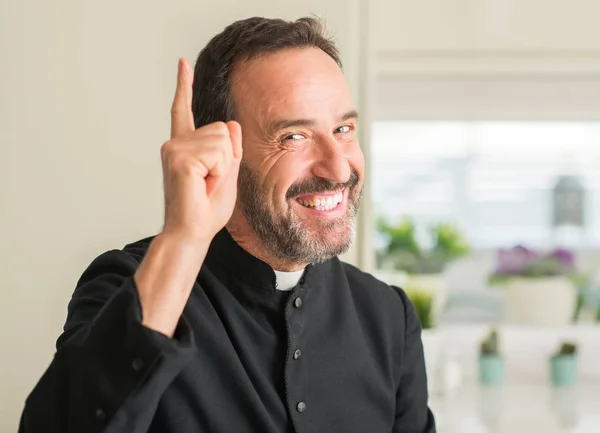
[404, 285, 435, 330]
[555, 342, 577, 357]
[480, 328, 500, 356]
[377, 216, 470, 274]
[432, 222, 470, 260]
[377, 216, 420, 256]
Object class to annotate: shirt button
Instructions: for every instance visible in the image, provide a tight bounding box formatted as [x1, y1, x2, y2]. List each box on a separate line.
[296, 402, 306, 413]
[294, 297, 303, 308]
[293, 349, 302, 360]
[132, 358, 144, 372]
[95, 408, 106, 420]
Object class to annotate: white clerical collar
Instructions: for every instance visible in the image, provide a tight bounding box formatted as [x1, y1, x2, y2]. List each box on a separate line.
[273, 269, 305, 291]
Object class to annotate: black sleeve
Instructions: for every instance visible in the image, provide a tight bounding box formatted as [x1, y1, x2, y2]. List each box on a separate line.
[392, 287, 437, 433]
[18, 249, 197, 433]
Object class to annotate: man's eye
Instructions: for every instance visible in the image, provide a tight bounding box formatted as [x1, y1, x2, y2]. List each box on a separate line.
[284, 133, 305, 141]
[335, 125, 352, 134]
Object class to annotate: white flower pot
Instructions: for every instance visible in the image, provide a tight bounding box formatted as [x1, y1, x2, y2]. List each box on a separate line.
[504, 276, 576, 326]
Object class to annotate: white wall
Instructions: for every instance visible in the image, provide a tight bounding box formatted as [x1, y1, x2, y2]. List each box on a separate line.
[0, 1, 370, 430]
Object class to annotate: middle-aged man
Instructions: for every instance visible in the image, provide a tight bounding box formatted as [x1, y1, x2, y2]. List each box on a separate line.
[20, 16, 436, 433]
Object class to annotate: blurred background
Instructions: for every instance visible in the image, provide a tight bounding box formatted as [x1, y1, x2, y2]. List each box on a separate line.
[2, 1, 600, 432]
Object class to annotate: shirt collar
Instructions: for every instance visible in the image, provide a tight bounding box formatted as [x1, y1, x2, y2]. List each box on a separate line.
[204, 229, 276, 291]
[204, 228, 331, 292]
[274, 269, 305, 291]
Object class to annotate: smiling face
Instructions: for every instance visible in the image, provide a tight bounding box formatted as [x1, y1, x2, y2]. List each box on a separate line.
[230, 47, 365, 265]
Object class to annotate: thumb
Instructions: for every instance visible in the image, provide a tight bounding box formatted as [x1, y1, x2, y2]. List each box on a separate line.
[226, 120, 243, 181]
[208, 121, 243, 206]
[226, 121, 243, 161]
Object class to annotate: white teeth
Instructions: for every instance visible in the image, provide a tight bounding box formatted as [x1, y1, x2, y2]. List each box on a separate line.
[297, 191, 344, 211]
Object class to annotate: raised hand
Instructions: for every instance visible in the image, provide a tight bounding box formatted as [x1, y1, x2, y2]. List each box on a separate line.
[135, 58, 242, 337]
[162, 58, 243, 243]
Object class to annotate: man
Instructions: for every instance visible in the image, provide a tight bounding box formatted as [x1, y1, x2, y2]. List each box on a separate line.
[19, 16, 436, 433]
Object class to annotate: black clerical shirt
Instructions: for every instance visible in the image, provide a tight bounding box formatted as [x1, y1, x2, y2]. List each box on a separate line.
[19, 229, 436, 433]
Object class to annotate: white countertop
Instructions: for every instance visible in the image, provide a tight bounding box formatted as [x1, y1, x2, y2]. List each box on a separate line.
[429, 381, 600, 433]
[421, 325, 600, 432]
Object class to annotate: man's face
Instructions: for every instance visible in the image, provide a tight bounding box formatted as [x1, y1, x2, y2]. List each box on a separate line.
[231, 47, 364, 264]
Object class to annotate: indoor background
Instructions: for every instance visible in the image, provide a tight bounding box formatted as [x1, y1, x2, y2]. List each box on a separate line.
[2, 1, 600, 432]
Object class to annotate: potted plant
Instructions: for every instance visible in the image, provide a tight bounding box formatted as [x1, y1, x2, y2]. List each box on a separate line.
[479, 327, 504, 386]
[404, 283, 439, 394]
[488, 246, 580, 326]
[377, 216, 470, 321]
[550, 342, 578, 387]
[377, 217, 469, 274]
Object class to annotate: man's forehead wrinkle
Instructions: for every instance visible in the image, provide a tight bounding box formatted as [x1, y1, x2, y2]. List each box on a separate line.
[255, 90, 290, 133]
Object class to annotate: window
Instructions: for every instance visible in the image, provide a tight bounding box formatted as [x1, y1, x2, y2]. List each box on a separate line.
[372, 121, 600, 252]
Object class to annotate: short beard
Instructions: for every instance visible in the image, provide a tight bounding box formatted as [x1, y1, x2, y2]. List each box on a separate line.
[237, 161, 362, 264]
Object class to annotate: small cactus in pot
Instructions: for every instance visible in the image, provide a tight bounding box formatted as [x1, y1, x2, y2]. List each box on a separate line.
[550, 341, 578, 387]
[479, 328, 505, 386]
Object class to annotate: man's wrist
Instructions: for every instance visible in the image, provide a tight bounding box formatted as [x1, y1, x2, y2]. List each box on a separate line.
[157, 228, 213, 256]
[134, 230, 210, 338]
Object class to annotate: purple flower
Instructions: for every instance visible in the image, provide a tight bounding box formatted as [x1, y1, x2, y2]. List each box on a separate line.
[548, 248, 576, 268]
[490, 245, 578, 280]
[494, 245, 538, 275]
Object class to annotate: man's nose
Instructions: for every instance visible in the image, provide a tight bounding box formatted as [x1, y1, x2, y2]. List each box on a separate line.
[311, 137, 352, 184]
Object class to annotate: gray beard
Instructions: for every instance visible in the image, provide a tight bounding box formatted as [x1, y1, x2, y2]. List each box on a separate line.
[237, 162, 361, 264]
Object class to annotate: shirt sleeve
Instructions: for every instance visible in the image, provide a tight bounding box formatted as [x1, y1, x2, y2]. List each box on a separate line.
[18, 249, 197, 433]
[392, 286, 437, 433]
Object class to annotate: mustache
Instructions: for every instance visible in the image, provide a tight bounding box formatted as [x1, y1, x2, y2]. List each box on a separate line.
[285, 170, 360, 200]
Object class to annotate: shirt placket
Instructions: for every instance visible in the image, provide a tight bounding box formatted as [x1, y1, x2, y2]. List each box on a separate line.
[283, 274, 309, 432]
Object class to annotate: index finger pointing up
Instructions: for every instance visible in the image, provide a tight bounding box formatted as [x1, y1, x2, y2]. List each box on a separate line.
[170, 58, 195, 138]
